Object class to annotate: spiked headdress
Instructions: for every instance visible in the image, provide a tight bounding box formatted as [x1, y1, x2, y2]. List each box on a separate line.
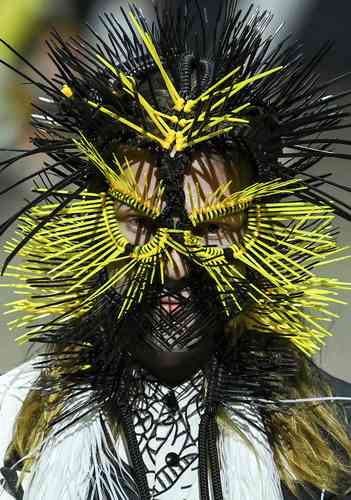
[2, 2, 351, 499]
[1, 0, 351, 353]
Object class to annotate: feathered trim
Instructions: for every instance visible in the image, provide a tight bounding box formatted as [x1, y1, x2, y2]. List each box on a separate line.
[24, 402, 136, 500]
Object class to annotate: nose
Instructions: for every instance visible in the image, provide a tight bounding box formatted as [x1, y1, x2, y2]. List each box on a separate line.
[164, 249, 188, 280]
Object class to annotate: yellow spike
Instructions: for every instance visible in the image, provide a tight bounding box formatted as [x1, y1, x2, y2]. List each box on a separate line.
[117, 71, 171, 137]
[210, 66, 284, 112]
[74, 133, 120, 185]
[185, 126, 234, 149]
[68, 247, 126, 292]
[86, 100, 164, 145]
[62, 84, 74, 98]
[95, 54, 118, 76]
[129, 13, 184, 110]
[315, 255, 351, 267]
[188, 66, 242, 109]
[245, 240, 298, 283]
[187, 181, 196, 215]
[193, 104, 251, 133]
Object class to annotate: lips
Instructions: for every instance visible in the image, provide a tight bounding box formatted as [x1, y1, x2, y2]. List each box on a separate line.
[160, 287, 190, 313]
[160, 296, 181, 313]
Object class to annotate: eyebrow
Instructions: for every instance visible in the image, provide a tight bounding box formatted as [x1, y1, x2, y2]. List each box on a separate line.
[115, 202, 149, 217]
[189, 203, 245, 226]
[187, 180, 245, 225]
[109, 184, 164, 218]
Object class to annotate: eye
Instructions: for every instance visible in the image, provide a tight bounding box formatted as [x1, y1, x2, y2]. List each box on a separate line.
[118, 215, 156, 245]
[127, 216, 155, 231]
[193, 223, 221, 236]
[207, 223, 221, 234]
[192, 221, 242, 247]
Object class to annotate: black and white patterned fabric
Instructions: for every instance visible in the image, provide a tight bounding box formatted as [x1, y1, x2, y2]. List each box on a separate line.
[2, 362, 351, 499]
[133, 371, 204, 498]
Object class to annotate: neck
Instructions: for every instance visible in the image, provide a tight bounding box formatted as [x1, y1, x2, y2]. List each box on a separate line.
[126, 333, 216, 386]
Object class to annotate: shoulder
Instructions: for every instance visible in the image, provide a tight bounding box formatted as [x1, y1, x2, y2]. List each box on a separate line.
[325, 370, 351, 422]
[320, 369, 351, 404]
[0, 360, 38, 466]
[322, 370, 351, 399]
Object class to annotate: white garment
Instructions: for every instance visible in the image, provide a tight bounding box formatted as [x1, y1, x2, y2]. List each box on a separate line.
[0, 361, 284, 500]
[133, 376, 201, 499]
[0, 361, 36, 498]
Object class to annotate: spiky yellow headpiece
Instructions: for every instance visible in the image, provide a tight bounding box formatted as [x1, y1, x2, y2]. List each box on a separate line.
[1, 3, 351, 362]
[62, 13, 283, 153]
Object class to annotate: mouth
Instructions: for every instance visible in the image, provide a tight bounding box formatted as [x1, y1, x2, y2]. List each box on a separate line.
[159, 288, 190, 313]
[160, 299, 179, 313]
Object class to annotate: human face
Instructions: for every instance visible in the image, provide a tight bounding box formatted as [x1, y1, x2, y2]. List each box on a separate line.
[115, 148, 251, 288]
[109, 148, 251, 383]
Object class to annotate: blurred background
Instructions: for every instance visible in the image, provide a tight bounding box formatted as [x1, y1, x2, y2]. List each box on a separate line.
[0, 0, 350, 380]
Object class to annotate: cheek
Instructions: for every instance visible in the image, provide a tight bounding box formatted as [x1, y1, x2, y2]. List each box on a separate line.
[118, 220, 137, 243]
[226, 212, 247, 232]
[196, 212, 248, 247]
[118, 219, 155, 246]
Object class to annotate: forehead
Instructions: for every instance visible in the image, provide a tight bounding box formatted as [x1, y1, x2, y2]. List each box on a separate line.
[122, 148, 252, 198]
